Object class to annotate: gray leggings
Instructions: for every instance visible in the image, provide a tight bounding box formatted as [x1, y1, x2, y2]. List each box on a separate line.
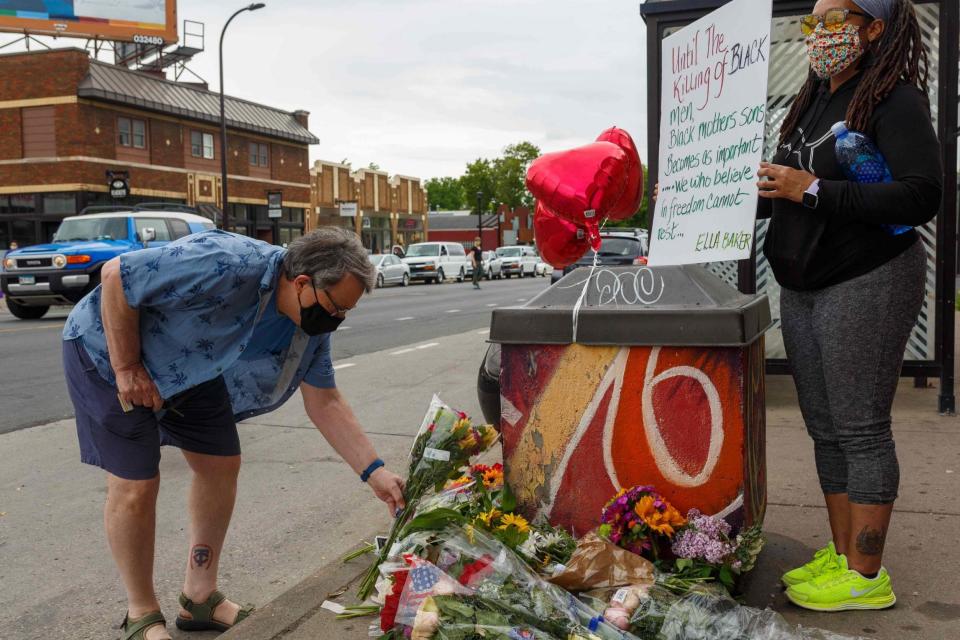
[780, 239, 926, 505]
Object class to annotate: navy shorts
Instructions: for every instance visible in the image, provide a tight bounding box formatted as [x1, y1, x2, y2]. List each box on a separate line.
[63, 338, 241, 480]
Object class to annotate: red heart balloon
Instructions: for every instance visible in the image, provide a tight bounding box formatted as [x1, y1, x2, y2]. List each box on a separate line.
[534, 202, 591, 270]
[525, 141, 628, 226]
[596, 127, 644, 221]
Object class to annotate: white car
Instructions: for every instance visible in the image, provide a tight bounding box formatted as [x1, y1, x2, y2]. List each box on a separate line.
[496, 245, 538, 278]
[369, 254, 410, 287]
[402, 241, 470, 284]
[481, 250, 503, 280]
[535, 259, 553, 277]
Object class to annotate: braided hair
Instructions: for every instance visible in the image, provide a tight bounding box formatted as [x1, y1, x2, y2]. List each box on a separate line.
[778, 0, 929, 145]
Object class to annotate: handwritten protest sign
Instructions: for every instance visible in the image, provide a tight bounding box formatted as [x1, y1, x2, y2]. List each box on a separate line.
[647, 0, 772, 267]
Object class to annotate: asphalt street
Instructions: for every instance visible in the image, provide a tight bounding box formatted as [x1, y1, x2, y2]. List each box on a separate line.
[0, 275, 549, 434]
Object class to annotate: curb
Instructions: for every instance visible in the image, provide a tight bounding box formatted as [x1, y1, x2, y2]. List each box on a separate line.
[220, 547, 373, 640]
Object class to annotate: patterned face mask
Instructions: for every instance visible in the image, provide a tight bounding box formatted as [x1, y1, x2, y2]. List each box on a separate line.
[806, 23, 864, 79]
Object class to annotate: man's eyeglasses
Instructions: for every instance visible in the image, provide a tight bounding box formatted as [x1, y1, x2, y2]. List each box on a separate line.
[800, 8, 870, 36]
[321, 288, 350, 318]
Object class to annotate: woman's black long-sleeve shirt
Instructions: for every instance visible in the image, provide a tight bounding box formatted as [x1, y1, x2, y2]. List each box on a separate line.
[760, 73, 943, 291]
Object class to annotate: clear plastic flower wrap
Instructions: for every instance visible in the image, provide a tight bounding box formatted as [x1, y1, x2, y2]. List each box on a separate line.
[621, 584, 872, 640]
[357, 396, 500, 599]
[387, 524, 640, 640]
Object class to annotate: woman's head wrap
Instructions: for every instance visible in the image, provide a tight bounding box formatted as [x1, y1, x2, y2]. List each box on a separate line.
[851, 0, 898, 21]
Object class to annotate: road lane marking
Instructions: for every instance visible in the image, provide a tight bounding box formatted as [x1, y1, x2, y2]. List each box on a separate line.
[477, 329, 490, 335]
[416, 342, 440, 350]
[486, 304, 497, 307]
[516, 298, 527, 302]
[0, 324, 63, 334]
[446, 309, 461, 313]
[333, 363, 356, 370]
[340, 326, 352, 330]
[391, 348, 416, 356]
[396, 316, 415, 321]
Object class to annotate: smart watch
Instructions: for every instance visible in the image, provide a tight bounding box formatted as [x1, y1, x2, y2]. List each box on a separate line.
[802, 179, 821, 210]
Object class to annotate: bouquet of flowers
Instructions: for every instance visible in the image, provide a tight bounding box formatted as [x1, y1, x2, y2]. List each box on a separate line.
[357, 396, 500, 599]
[670, 509, 765, 591]
[597, 486, 686, 561]
[382, 525, 637, 640]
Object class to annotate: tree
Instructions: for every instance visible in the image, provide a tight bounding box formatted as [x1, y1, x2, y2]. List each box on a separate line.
[492, 141, 540, 210]
[459, 158, 496, 215]
[424, 176, 465, 211]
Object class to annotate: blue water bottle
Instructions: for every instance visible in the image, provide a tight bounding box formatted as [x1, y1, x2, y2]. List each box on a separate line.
[831, 121, 911, 236]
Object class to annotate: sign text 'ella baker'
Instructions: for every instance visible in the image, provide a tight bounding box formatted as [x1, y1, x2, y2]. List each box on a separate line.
[648, 0, 772, 267]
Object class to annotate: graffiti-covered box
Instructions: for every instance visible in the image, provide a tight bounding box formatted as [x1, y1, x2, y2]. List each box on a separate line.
[489, 265, 771, 536]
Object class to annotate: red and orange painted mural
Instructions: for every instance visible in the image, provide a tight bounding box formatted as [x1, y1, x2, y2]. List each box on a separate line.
[500, 341, 766, 536]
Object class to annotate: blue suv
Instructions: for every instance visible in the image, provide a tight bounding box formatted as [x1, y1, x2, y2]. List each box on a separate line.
[1, 204, 215, 319]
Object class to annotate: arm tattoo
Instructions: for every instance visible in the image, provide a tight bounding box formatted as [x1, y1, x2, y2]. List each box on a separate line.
[191, 544, 213, 570]
[855, 526, 887, 556]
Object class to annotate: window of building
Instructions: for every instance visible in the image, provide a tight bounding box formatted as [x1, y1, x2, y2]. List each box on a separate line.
[249, 142, 269, 167]
[42, 193, 76, 215]
[118, 117, 147, 149]
[0, 195, 37, 214]
[191, 130, 215, 159]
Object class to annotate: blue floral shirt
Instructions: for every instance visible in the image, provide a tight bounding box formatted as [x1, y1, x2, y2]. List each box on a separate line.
[63, 230, 336, 421]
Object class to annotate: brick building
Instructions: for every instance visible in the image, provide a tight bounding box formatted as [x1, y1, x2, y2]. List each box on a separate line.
[310, 159, 428, 254]
[0, 48, 318, 249]
[426, 205, 534, 250]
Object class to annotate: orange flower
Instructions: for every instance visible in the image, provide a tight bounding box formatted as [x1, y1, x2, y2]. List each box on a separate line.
[482, 467, 504, 489]
[633, 496, 657, 521]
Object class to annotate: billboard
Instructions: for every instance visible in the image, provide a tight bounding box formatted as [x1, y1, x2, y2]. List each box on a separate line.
[0, 0, 177, 44]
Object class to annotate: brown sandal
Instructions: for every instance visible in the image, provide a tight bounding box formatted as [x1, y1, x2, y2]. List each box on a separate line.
[175, 590, 254, 632]
[121, 611, 167, 640]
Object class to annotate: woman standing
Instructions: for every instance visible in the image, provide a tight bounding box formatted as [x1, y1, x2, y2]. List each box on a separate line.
[757, 0, 942, 612]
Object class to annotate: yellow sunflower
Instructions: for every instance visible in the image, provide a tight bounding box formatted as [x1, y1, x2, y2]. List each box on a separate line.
[497, 513, 530, 533]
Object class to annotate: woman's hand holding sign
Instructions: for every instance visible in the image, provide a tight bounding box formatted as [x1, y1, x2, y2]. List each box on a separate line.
[757, 162, 817, 204]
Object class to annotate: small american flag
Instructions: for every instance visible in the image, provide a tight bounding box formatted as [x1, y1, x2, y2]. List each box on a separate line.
[408, 562, 442, 594]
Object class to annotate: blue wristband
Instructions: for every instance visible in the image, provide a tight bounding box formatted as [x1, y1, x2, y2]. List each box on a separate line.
[360, 458, 384, 483]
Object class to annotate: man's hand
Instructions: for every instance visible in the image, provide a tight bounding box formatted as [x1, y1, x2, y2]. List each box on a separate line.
[367, 467, 406, 516]
[116, 363, 163, 411]
[757, 163, 817, 204]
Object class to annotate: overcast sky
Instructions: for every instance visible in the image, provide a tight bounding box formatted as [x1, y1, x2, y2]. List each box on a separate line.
[176, 0, 649, 180]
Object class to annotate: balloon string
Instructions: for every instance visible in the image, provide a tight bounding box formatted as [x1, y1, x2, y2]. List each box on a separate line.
[571, 217, 608, 342]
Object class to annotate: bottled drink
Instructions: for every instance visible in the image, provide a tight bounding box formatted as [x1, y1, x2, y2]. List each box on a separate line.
[831, 121, 911, 236]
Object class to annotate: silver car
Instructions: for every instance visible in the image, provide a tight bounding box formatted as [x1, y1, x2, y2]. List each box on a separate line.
[482, 250, 503, 280]
[368, 254, 410, 287]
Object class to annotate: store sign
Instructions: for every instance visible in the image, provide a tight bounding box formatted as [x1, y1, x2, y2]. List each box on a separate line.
[402, 218, 420, 230]
[339, 201, 358, 217]
[268, 191, 283, 219]
[107, 171, 129, 199]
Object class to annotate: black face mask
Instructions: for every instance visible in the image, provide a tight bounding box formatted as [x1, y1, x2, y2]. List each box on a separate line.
[299, 286, 345, 336]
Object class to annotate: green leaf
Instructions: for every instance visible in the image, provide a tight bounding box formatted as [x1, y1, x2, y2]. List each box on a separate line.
[719, 565, 735, 588]
[499, 483, 517, 513]
[399, 508, 466, 537]
[674, 558, 693, 571]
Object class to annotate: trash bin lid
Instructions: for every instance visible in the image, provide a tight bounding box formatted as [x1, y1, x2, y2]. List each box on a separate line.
[490, 265, 771, 347]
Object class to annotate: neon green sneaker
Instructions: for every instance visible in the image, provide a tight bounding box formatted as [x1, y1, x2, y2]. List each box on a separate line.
[786, 554, 896, 612]
[781, 541, 839, 587]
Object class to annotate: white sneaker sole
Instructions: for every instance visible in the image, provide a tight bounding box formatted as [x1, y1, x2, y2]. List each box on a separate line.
[786, 591, 897, 612]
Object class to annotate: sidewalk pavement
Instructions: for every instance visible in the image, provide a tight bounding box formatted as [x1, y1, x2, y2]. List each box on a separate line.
[222, 352, 960, 640]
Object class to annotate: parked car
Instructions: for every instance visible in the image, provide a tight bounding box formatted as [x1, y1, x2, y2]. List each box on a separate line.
[481, 250, 503, 280]
[402, 241, 470, 284]
[535, 259, 553, 277]
[550, 229, 649, 284]
[496, 245, 538, 278]
[368, 253, 410, 287]
[1, 204, 214, 320]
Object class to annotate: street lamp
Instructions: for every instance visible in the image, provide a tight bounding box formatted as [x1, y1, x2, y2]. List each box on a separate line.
[219, 3, 266, 228]
[476, 191, 483, 249]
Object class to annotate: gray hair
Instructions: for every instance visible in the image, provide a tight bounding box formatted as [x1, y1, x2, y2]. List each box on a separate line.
[282, 227, 376, 292]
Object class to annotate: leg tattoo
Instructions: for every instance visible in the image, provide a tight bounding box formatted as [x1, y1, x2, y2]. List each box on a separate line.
[855, 526, 887, 556]
[191, 544, 213, 570]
